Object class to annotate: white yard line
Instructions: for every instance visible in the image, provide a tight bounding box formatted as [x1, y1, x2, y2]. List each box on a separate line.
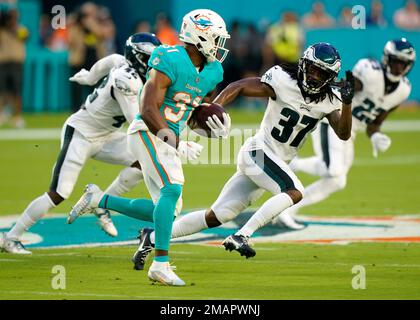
[175, 258, 420, 269]
[0, 259, 23, 262]
[0, 128, 61, 140]
[0, 290, 210, 300]
[8, 250, 420, 269]
[0, 120, 420, 140]
[354, 155, 420, 166]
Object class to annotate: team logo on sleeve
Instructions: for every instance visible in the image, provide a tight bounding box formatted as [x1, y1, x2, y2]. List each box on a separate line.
[190, 14, 213, 31]
[263, 71, 272, 82]
[152, 57, 160, 66]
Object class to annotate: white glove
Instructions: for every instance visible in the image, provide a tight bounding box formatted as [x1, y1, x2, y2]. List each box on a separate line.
[206, 113, 231, 139]
[69, 69, 94, 85]
[371, 132, 391, 158]
[178, 140, 204, 161]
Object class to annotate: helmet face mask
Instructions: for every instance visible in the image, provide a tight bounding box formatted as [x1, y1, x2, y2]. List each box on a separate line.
[125, 33, 162, 78]
[382, 38, 416, 82]
[387, 55, 413, 77]
[299, 43, 341, 94]
[303, 62, 336, 92]
[214, 36, 229, 63]
[179, 9, 230, 63]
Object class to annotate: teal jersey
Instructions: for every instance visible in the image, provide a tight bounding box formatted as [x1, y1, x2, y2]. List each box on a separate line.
[146, 44, 223, 135]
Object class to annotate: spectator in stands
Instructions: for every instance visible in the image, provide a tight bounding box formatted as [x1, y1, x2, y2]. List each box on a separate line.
[338, 6, 353, 27]
[135, 20, 151, 33]
[243, 23, 264, 76]
[0, 6, 28, 128]
[394, 0, 420, 30]
[367, 0, 387, 27]
[97, 6, 116, 56]
[68, 2, 106, 111]
[155, 13, 179, 45]
[243, 23, 266, 109]
[48, 24, 69, 51]
[221, 21, 246, 91]
[265, 11, 304, 67]
[40, 11, 70, 52]
[302, 1, 335, 29]
[39, 14, 53, 47]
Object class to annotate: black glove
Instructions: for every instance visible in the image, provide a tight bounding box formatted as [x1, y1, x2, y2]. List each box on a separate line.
[340, 70, 355, 104]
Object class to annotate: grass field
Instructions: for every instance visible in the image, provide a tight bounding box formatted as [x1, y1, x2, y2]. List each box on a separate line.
[1, 109, 420, 300]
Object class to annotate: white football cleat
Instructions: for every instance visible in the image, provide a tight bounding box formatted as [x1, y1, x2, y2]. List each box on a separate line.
[0, 233, 32, 255]
[148, 261, 185, 286]
[67, 184, 104, 224]
[272, 212, 306, 230]
[94, 209, 118, 237]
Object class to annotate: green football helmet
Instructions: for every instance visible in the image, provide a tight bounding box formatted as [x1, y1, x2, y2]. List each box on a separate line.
[298, 42, 341, 94]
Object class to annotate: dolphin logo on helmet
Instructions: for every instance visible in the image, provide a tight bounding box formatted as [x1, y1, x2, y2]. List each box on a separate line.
[190, 15, 214, 30]
[179, 9, 230, 63]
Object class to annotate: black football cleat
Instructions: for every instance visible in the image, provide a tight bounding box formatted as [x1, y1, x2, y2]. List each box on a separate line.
[132, 228, 154, 270]
[222, 234, 256, 259]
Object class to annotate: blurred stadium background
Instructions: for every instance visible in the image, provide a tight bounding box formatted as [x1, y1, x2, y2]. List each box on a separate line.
[1, 0, 420, 300]
[0, 0, 419, 124]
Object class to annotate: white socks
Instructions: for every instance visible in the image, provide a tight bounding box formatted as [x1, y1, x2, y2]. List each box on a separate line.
[171, 210, 208, 238]
[7, 193, 56, 240]
[104, 167, 143, 196]
[282, 177, 346, 217]
[290, 156, 327, 177]
[237, 193, 294, 238]
[150, 209, 208, 244]
[6, 167, 143, 242]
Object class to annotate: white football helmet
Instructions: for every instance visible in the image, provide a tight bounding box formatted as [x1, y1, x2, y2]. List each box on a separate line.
[179, 9, 230, 63]
[382, 38, 416, 82]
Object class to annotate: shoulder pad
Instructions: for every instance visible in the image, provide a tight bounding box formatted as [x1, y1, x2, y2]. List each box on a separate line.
[148, 45, 179, 83]
[402, 76, 412, 88]
[398, 77, 412, 101]
[261, 65, 291, 98]
[112, 66, 143, 96]
[110, 54, 127, 68]
[352, 58, 382, 88]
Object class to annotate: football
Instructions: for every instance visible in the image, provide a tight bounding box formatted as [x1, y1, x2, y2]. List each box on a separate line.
[189, 102, 226, 134]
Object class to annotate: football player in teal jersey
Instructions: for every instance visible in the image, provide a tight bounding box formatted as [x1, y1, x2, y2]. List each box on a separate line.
[68, 9, 231, 286]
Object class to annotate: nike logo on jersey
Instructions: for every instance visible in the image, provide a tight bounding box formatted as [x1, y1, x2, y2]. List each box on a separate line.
[300, 104, 312, 112]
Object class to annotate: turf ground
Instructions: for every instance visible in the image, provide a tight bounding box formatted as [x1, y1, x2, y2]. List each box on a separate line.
[1, 108, 420, 299]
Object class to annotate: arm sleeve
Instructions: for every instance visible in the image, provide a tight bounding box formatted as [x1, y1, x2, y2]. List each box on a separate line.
[87, 54, 126, 85]
[148, 46, 177, 84]
[113, 88, 139, 124]
[112, 67, 144, 96]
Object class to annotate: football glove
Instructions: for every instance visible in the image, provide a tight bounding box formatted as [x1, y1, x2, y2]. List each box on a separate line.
[340, 70, 355, 105]
[178, 141, 204, 161]
[371, 132, 391, 158]
[206, 113, 231, 139]
[69, 69, 95, 85]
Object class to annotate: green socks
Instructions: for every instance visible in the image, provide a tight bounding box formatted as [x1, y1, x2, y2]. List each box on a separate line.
[99, 195, 155, 222]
